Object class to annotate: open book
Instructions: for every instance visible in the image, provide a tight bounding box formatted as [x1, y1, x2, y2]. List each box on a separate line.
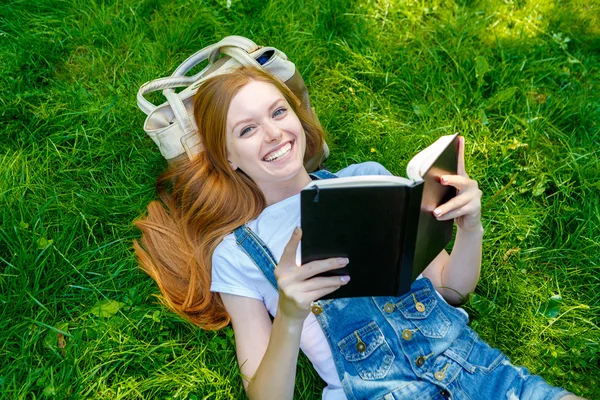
[300, 133, 459, 299]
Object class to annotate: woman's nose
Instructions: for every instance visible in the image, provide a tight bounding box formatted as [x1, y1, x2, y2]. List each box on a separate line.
[263, 121, 282, 141]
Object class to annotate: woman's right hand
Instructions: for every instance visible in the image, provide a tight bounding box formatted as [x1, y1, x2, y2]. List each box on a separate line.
[275, 227, 350, 321]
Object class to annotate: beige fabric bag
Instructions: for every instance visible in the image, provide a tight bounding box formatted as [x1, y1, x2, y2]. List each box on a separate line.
[137, 35, 328, 170]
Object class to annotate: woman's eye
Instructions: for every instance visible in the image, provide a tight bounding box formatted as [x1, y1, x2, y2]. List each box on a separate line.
[273, 108, 287, 118]
[240, 126, 254, 136]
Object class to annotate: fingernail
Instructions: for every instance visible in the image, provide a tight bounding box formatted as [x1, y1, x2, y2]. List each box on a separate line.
[294, 226, 301, 235]
[340, 275, 351, 283]
[440, 176, 447, 184]
[434, 209, 442, 217]
[337, 257, 349, 265]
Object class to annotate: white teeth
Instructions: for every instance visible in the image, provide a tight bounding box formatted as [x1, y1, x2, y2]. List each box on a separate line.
[263, 143, 292, 162]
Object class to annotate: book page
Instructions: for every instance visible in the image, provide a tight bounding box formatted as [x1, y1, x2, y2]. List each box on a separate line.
[303, 175, 413, 189]
[406, 133, 459, 181]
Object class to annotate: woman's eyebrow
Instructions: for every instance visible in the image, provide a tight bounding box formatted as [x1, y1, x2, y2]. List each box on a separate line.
[270, 98, 285, 108]
[231, 117, 253, 133]
[231, 98, 286, 132]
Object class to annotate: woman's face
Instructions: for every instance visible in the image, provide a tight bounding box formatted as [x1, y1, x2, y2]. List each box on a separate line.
[225, 80, 307, 189]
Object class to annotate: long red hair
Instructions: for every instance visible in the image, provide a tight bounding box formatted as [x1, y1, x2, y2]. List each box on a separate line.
[133, 67, 325, 329]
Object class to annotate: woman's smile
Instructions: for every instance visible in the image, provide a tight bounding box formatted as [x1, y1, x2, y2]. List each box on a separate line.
[225, 80, 310, 203]
[263, 140, 294, 162]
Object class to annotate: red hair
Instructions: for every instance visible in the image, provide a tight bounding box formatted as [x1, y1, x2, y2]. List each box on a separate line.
[134, 67, 325, 329]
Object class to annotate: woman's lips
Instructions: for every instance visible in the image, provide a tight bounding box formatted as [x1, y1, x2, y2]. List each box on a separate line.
[262, 140, 294, 162]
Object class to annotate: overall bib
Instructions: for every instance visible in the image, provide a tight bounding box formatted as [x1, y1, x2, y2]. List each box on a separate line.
[232, 170, 570, 400]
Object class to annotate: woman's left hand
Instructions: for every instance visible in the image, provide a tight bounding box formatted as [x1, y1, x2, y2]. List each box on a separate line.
[433, 136, 483, 232]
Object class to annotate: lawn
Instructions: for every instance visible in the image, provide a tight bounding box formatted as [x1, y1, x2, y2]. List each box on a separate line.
[1, 0, 599, 398]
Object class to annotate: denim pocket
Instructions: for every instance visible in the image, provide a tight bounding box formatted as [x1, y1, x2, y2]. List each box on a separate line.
[443, 328, 506, 374]
[396, 287, 451, 338]
[337, 321, 395, 380]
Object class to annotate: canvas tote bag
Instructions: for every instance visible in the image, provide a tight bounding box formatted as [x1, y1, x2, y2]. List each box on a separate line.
[137, 35, 328, 170]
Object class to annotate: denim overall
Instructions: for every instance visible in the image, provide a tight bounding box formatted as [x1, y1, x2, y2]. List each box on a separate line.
[232, 171, 570, 400]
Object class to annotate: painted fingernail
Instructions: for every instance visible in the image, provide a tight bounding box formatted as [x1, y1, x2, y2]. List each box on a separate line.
[434, 209, 442, 217]
[337, 257, 349, 265]
[340, 275, 351, 282]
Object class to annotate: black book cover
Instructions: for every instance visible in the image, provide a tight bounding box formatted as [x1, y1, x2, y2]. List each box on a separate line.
[301, 185, 412, 298]
[300, 136, 458, 299]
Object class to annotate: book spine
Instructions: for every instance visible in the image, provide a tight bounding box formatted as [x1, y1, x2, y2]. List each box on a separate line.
[396, 182, 424, 296]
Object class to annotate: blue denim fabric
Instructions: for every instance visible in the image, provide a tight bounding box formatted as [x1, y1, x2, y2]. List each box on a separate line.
[231, 170, 571, 400]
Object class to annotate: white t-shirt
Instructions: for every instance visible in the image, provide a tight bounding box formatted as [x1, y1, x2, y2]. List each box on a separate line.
[210, 162, 464, 400]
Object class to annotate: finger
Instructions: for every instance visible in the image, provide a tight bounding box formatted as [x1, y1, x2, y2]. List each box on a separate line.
[279, 227, 302, 268]
[306, 285, 346, 302]
[433, 193, 473, 218]
[457, 136, 467, 177]
[293, 275, 351, 292]
[439, 174, 476, 191]
[436, 205, 480, 221]
[296, 257, 349, 281]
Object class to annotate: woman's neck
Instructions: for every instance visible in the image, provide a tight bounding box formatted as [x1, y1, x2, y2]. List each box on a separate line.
[260, 170, 312, 206]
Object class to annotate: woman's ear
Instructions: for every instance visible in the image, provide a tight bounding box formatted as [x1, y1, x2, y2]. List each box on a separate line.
[227, 159, 238, 170]
[226, 147, 238, 170]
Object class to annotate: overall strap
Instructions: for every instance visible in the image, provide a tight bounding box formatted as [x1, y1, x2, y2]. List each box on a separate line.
[309, 169, 337, 180]
[233, 225, 279, 291]
[232, 169, 338, 292]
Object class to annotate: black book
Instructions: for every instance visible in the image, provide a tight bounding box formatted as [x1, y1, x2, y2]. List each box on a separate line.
[300, 134, 459, 299]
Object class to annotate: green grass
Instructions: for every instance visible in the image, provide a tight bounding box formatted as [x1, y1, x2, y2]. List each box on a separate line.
[1, 0, 599, 398]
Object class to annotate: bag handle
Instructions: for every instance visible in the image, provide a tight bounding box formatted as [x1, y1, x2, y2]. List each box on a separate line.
[161, 45, 263, 134]
[137, 37, 260, 116]
[160, 46, 262, 134]
[138, 47, 264, 146]
[171, 36, 258, 78]
[137, 76, 197, 115]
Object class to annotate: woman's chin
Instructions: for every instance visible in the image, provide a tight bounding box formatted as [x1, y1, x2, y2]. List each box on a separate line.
[256, 159, 306, 185]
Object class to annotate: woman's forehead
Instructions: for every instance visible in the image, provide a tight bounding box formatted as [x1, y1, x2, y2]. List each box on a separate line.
[227, 81, 284, 121]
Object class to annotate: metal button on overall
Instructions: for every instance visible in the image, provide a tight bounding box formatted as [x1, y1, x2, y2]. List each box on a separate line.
[354, 331, 367, 353]
[435, 364, 449, 381]
[311, 304, 323, 315]
[415, 302, 426, 312]
[415, 356, 426, 367]
[356, 341, 366, 352]
[411, 293, 426, 313]
[383, 303, 395, 313]
[401, 329, 413, 340]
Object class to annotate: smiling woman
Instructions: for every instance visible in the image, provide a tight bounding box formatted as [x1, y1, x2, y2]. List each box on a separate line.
[225, 80, 312, 206]
[133, 67, 584, 400]
[134, 67, 324, 330]
[2, 0, 598, 397]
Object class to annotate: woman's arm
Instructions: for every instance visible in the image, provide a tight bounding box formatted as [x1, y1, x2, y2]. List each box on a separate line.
[422, 136, 483, 304]
[422, 227, 482, 304]
[221, 293, 301, 399]
[222, 228, 350, 400]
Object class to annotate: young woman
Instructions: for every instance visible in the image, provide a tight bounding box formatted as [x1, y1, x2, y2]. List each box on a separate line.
[135, 67, 582, 400]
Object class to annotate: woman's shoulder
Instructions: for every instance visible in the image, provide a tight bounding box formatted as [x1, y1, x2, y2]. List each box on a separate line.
[211, 232, 266, 301]
[335, 161, 393, 177]
[213, 232, 239, 262]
